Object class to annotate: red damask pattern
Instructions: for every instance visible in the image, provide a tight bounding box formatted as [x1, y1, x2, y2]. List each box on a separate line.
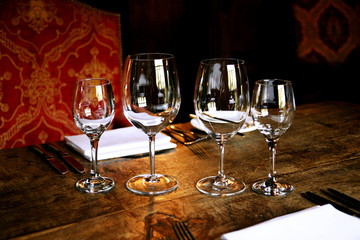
[0, 0, 130, 149]
[293, 0, 360, 64]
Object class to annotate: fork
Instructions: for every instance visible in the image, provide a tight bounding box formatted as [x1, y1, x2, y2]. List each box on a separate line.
[168, 125, 210, 143]
[163, 127, 210, 145]
[172, 221, 196, 240]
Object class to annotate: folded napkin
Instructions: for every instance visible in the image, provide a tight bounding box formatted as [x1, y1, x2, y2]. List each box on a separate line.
[221, 204, 360, 240]
[65, 126, 176, 161]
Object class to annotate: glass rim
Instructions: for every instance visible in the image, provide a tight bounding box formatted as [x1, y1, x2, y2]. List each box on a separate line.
[200, 58, 246, 65]
[127, 53, 175, 61]
[76, 78, 111, 86]
[255, 79, 292, 86]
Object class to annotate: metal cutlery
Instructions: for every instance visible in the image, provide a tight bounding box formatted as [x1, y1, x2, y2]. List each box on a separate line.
[163, 126, 210, 145]
[172, 221, 196, 240]
[31, 144, 69, 174]
[322, 188, 360, 211]
[302, 190, 360, 217]
[162, 128, 190, 144]
[169, 125, 200, 140]
[47, 143, 85, 173]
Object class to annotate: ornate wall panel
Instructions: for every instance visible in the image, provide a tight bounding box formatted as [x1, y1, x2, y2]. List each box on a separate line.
[293, 0, 360, 64]
[0, 0, 129, 149]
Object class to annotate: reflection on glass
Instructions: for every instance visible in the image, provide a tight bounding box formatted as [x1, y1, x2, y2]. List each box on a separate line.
[122, 53, 181, 195]
[251, 79, 296, 196]
[73, 78, 115, 193]
[194, 58, 250, 196]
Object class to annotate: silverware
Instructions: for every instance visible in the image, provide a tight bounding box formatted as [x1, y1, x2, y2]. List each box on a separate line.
[169, 125, 199, 141]
[301, 191, 360, 217]
[321, 188, 360, 211]
[172, 221, 196, 240]
[162, 129, 189, 144]
[47, 143, 85, 173]
[189, 114, 197, 119]
[163, 127, 210, 145]
[31, 144, 68, 174]
[188, 140, 217, 160]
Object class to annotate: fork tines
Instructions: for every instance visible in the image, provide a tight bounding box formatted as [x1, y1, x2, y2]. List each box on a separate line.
[172, 221, 196, 240]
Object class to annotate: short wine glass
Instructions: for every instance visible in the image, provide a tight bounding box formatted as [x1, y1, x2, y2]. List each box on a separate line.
[194, 58, 250, 196]
[73, 78, 115, 193]
[251, 79, 296, 196]
[122, 53, 181, 196]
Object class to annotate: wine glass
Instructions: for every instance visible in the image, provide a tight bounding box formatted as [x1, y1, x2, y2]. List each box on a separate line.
[194, 58, 250, 196]
[122, 53, 181, 195]
[73, 78, 115, 193]
[251, 79, 296, 196]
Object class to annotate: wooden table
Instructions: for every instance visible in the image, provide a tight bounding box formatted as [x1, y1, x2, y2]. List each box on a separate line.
[1, 101, 360, 240]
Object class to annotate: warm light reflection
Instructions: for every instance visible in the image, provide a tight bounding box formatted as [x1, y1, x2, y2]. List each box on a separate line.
[261, 108, 269, 116]
[155, 59, 165, 90]
[207, 101, 217, 111]
[278, 85, 285, 109]
[209, 63, 221, 93]
[137, 96, 147, 107]
[227, 64, 236, 91]
[95, 85, 103, 101]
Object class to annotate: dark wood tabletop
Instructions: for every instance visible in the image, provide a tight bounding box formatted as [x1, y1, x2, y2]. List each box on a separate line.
[1, 101, 359, 240]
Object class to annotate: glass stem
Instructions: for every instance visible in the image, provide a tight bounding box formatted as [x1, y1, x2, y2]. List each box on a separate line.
[89, 137, 100, 179]
[266, 139, 278, 185]
[149, 135, 156, 177]
[217, 143, 226, 179]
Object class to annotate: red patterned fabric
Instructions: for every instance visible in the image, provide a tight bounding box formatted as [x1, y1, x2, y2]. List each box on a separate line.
[293, 0, 360, 64]
[0, 0, 130, 149]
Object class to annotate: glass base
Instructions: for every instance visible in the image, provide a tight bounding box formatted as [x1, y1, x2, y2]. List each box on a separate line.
[126, 174, 178, 196]
[196, 176, 246, 196]
[76, 176, 114, 193]
[252, 180, 294, 196]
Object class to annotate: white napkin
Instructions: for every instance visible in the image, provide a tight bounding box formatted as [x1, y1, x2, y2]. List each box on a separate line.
[221, 204, 360, 240]
[190, 115, 257, 133]
[65, 126, 176, 161]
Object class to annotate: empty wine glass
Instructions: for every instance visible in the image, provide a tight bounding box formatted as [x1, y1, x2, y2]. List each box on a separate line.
[194, 58, 250, 196]
[251, 79, 296, 196]
[73, 78, 115, 193]
[122, 53, 181, 195]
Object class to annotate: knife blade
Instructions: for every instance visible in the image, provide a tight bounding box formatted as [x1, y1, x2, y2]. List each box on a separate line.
[31, 144, 68, 174]
[322, 188, 360, 211]
[47, 143, 85, 173]
[302, 191, 360, 218]
[328, 188, 360, 205]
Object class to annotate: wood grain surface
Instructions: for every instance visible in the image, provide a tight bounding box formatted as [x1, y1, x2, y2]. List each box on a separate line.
[0, 101, 359, 239]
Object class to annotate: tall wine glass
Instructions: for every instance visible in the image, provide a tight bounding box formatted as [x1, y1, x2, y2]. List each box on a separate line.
[194, 58, 250, 196]
[122, 53, 181, 195]
[251, 79, 296, 196]
[73, 78, 115, 193]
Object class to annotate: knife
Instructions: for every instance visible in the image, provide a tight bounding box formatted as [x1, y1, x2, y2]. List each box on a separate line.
[302, 191, 360, 218]
[47, 143, 85, 173]
[322, 188, 360, 211]
[328, 188, 360, 205]
[31, 144, 68, 174]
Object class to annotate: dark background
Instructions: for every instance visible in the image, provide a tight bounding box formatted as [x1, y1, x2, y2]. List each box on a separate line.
[80, 0, 360, 123]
